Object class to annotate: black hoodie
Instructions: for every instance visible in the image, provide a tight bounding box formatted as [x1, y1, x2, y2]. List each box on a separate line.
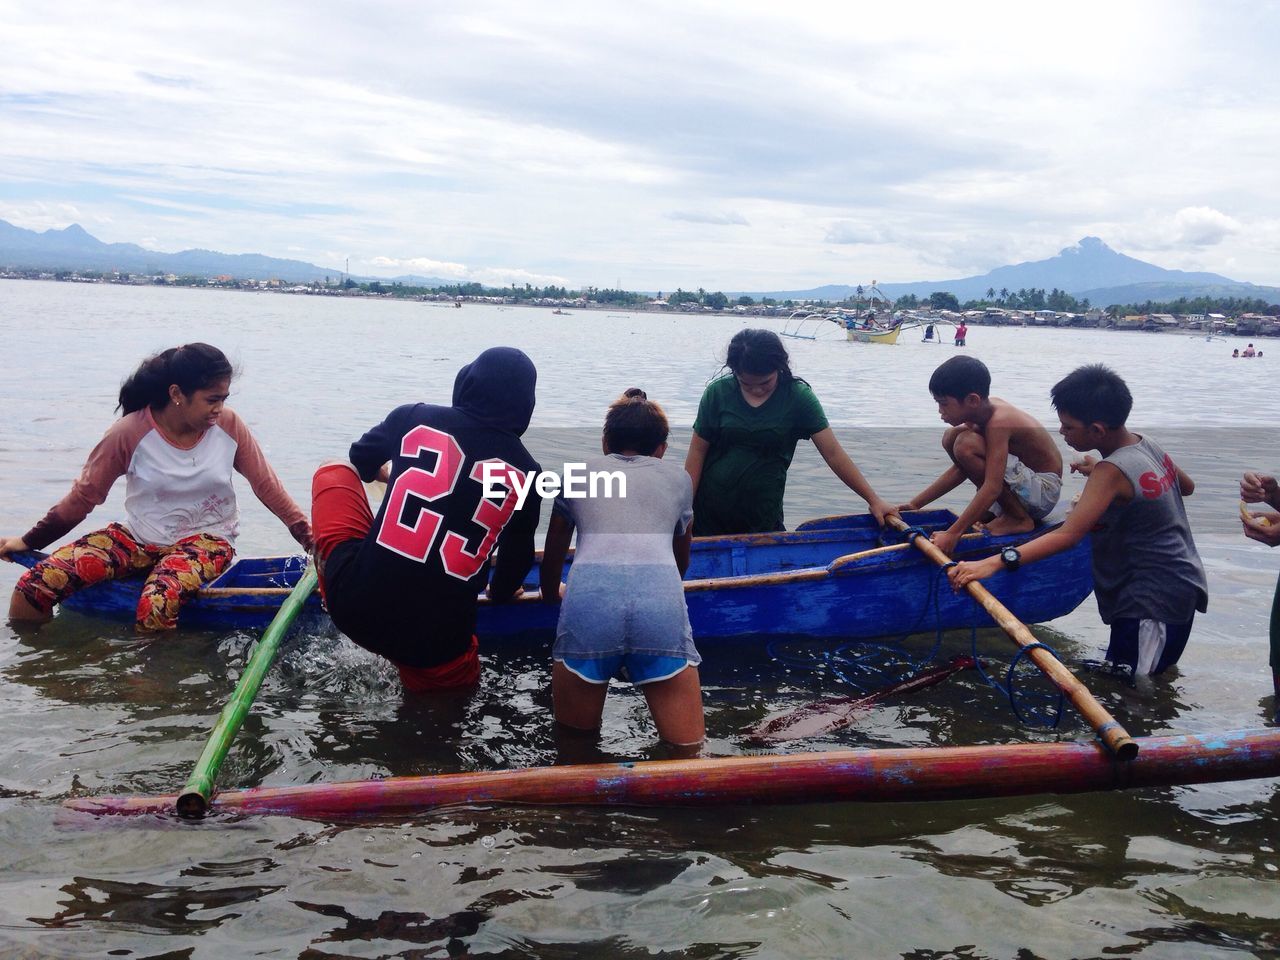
[327, 348, 541, 668]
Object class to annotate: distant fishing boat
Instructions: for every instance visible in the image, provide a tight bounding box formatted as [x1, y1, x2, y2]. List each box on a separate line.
[780, 281, 902, 344]
[780, 311, 901, 344]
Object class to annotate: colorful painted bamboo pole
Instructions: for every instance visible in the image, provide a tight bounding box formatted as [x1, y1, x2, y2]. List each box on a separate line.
[888, 516, 1138, 760]
[175, 564, 318, 818]
[64, 728, 1280, 819]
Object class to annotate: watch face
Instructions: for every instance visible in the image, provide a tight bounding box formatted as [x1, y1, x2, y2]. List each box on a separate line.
[1002, 547, 1020, 566]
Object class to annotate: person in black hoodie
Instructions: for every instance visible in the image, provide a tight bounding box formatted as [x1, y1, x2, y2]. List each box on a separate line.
[310, 347, 541, 691]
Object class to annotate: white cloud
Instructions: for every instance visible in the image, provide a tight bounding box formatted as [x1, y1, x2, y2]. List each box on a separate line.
[369, 256, 469, 279]
[824, 222, 889, 245]
[1171, 206, 1242, 246]
[2, 0, 1279, 287]
[667, 210, 749, 226]
[365, 255, 567, 287]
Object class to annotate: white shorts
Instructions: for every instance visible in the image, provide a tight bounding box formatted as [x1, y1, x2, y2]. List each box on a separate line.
[992, 455, 1062, 523]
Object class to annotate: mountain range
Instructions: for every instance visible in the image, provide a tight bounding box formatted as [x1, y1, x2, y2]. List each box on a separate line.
[0, 219, 454, 287]
[757, 237, 1280, 306]
[2, 219, 1277, 306]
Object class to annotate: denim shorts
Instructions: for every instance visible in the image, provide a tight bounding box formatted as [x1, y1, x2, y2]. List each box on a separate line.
[553, 563, 700, 665]
[558, 653, 697, 686]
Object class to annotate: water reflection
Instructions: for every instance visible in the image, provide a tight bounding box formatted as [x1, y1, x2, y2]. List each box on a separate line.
[293, 897, 491, 948]
[31, 875, 283, 932]
[3, 293, 1280, 957]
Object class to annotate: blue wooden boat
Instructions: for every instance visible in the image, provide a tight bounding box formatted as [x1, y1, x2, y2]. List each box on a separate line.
[11, 509, 1093, 644]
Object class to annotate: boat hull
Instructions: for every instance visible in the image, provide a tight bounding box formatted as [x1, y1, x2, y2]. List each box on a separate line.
[845, 324, 901, 344]
[62, 728, 1280, 819]
[14, 510, 1094, 643]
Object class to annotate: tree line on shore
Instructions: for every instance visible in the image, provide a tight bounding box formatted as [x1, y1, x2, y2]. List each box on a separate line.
[17, 269, 1280, 319]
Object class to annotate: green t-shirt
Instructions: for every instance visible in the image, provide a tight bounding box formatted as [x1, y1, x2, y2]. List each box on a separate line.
[691, 375, 829, 535]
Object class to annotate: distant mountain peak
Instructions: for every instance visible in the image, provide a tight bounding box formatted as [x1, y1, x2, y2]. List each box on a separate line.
[57, 223, 94, 239]
[756, 235, 1274, 306]
[1063, 236, 1110, 256]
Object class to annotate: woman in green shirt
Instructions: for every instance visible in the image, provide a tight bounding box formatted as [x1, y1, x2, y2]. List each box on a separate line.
[684, 329, 896, 536]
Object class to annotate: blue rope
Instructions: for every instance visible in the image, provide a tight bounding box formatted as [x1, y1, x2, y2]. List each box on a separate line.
[968, 629, 1066, 728]
[1007, 642, 1066, 728]
[765, 563, 952, 694]
[767, 528, 1066, 730]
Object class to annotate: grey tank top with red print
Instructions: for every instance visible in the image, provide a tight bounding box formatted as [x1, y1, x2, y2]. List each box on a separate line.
[1090, 435, 1207, 624]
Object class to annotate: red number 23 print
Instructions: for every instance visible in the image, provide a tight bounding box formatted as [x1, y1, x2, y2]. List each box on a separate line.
[375, 425, 523, 579]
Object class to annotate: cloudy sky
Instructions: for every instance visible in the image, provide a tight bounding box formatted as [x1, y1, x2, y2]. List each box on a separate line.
[2, 1, 1276, 290]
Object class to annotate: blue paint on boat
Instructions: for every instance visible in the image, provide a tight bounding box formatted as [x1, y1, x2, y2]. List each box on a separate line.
[11, 510, 1093, 645]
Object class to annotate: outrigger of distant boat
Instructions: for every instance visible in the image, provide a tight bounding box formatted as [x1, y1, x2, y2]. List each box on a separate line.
[779, 282, 909, 344]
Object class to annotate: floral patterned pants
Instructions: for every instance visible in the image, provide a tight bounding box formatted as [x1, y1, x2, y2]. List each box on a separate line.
[16, 522, 234, 631]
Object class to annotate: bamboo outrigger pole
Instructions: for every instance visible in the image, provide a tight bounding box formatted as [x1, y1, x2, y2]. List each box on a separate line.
[176, 564, 319, 817]
[888, 516, 1138, 761]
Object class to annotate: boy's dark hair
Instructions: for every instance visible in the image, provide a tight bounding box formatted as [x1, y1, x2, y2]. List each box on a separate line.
[928, 355, 990, 400]
[1050, 364, 1133, 428]
[603, 388, 669, 456]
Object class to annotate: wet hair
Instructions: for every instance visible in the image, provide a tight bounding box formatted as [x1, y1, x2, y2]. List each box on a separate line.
[928, 355, 991, 400]
[603, 388, 669, 456]
[725, 328, 796, 384]
[117, 343, 235, 415]
[1050, 364, 1132, 428]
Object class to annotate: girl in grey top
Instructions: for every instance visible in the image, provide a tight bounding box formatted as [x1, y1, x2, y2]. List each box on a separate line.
[540, 389, 703, 751]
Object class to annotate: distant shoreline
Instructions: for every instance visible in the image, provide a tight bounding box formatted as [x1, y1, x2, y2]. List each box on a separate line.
[3, 273, 1276, 339]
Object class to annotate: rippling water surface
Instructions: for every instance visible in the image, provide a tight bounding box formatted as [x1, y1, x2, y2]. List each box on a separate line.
[0, 281, 1276, 958]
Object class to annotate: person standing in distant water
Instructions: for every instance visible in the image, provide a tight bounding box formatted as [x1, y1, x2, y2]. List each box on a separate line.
[954, 321, 968, 347]
[1243, 343, 1257, 358]
[923, 323, 935, 342]
[684, 328, 897, 536]
[1240, 471, 1280, 699]
[0, 343, 313, 631]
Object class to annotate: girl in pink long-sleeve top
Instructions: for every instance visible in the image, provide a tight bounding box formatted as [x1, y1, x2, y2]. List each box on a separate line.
[0, 343, 312, 631]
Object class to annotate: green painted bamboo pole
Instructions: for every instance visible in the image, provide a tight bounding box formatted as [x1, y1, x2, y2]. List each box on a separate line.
[176, 565, 318, 818]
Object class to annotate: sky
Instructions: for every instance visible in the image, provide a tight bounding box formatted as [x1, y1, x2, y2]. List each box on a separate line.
[2, 1, 1277, 291]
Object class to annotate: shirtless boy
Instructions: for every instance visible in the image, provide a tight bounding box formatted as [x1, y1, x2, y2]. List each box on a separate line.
[899, 355, 1063, 556]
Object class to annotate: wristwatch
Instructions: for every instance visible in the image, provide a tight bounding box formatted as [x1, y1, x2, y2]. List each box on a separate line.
[1000, 546, 1021, 571]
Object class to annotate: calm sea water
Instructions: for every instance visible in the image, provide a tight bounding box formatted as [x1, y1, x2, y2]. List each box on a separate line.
[0, 280, 1276, 959]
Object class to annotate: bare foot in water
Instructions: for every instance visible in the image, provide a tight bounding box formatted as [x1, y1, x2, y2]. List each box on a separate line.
[978, 512, 1035, 536]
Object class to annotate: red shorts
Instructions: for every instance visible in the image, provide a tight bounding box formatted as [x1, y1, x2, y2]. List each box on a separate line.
[310, 462, 480, 692]
[311, 462, 374, 565]
[397, 634, 481, 691]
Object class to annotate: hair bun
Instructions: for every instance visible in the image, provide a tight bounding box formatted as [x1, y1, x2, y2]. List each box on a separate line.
[622, 387, 647, 400]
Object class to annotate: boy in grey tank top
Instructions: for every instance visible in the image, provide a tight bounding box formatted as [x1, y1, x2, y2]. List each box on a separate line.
[948, 365, 1206, 677]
